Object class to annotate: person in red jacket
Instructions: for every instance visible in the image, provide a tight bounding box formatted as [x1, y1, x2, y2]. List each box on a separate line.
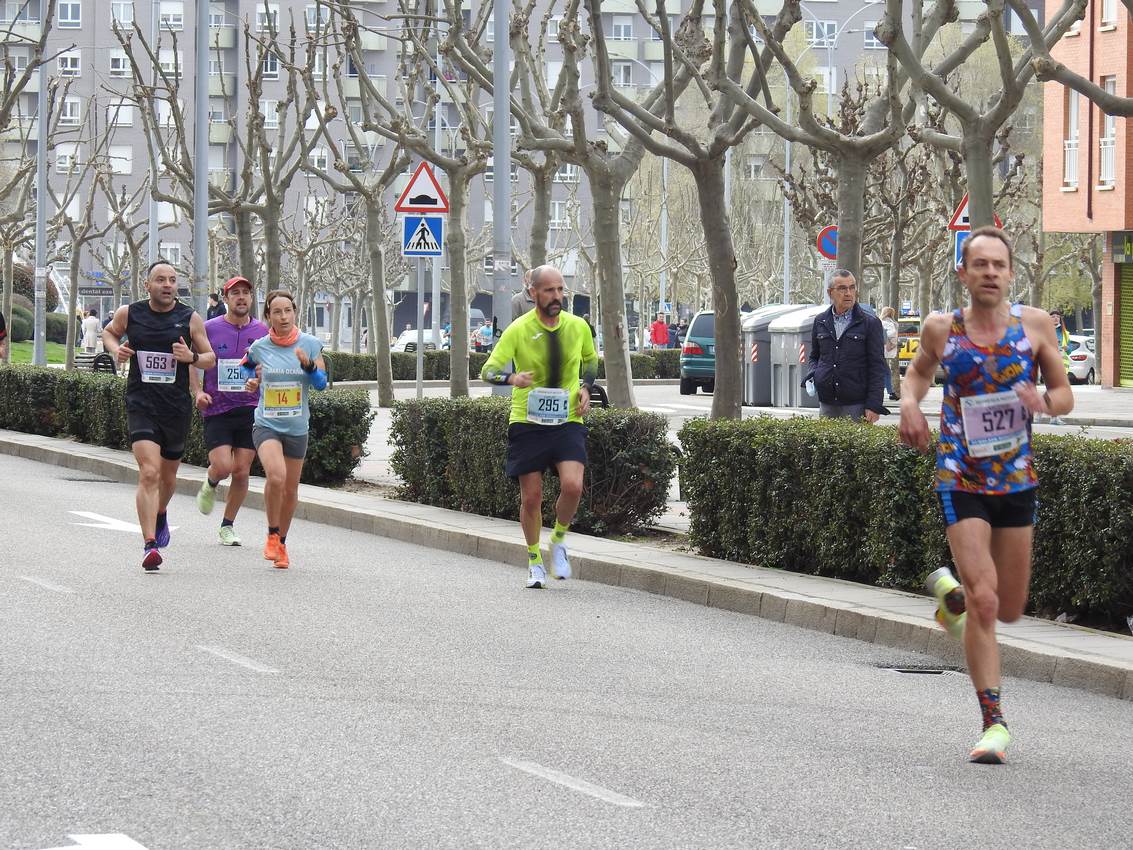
[649, 312, 669, 349]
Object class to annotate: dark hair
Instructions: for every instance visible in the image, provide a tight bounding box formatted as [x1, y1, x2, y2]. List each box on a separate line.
[209, 292, 220, 302]
[961, 225, 1013, 270]
[146, 260, 175, 278]
[263, 289, 296, 319]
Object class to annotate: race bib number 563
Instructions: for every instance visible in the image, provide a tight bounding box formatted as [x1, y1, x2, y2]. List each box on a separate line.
[138, 351, 176, 384]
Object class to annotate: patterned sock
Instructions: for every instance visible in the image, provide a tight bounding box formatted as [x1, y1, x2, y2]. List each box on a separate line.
[977, 687, 1006, 730]
[527, 543, 542, 565]
[221, 517, 234, 528]
[279, 535, 287, 544]
[550, 521, 569, 545]
[944, 587, 966, 616]
[207, 477, 219, 489]
[268, 526, 280, 536]
[144, 538, 158, 551]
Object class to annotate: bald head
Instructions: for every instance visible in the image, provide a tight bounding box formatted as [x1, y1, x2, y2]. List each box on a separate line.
[528, 264, 565, 321]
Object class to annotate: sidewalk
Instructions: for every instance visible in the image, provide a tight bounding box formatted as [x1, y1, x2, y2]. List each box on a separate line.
[3, 427, 1131, 702]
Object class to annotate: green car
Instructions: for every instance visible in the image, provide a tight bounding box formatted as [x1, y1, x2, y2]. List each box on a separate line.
[679, 310, 715, 395]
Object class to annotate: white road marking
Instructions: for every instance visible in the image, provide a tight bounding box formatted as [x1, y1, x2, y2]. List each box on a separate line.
[38, 835, 150, 850]
[18, 576, 75, 594]
[638, 405, 676, 413]
[196, 645, 279, 674]
[667, 403, 712, 411]
[68, 512, 179, 535]
[499, 758, 646, 808]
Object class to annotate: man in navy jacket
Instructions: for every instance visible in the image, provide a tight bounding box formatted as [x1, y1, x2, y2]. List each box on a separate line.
[806, 269, 887, 422]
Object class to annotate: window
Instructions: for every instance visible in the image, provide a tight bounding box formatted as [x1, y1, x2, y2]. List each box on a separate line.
[256, 3, 279, 31]
[157, 99, 182, 128]
[158, 49, 184, 79]
[109, 49, 131, 78]
[744, 154, 767, 180]
[548, 16, 560, 41]
[158, 242, 181, 264]
[60, 96, 81, 126]
[1100, 77, 1116, 186]
[486, 13, 494, 42]
[208, 106, 226, 123]
[347, 101, 363, 125]
[554, 163, 579, 183]
[306, 3, 330, 28]
[863, 21, 883, 49]
[344, 143, 369, 172]
[209, 5, 226, 27]
[259, 99, 279, 129]
[111, 1, 133, 25]
[652, 15, 677, 40]
[59, 1, 80, 28]
[107, 145, 133, 175]
[550, 200, 571, 230]
[612, 61, 633, 87]
[647, 61, 665, 86]
[159, 1, 183, 30]
[312, 52, 327, 80]
[262, 52, 280, 79]
[346, 55, 361, 78]
[804, 20, 836, 47]
[6, 48, 29, 73]
[108, 99, 133, 126]
[309, 147, 328, 170]
[546, 60, 562, 88]
[1102, 0, 1117, 26]
[612, 15, 633, 40]
[56, 143, 80, 174]
[814, 66, 836, 94]
[484, 162, 518, 183]
[1063, 87, 1080, 186]
[58, 49, 80, 77]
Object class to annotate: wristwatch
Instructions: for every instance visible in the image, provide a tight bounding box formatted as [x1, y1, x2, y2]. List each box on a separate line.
[191, 351, 199, 364]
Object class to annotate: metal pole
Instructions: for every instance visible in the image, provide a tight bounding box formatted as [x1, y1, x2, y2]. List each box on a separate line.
[431, 30, 443, 348]
[32, 51, 46, 366]
[193, 0, 209, 313]
[782, 93, 791, 305]
[416, 258, 425, 398]
[147, 0, 159, 265]
[489, 0, 511, 397]
[659, 157, 668, 316]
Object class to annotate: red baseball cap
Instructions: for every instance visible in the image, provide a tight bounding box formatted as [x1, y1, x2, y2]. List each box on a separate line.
[223, 275, 252, 295]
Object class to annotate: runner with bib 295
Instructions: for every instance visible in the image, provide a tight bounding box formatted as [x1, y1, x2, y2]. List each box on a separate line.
[481, 264, 599, 589]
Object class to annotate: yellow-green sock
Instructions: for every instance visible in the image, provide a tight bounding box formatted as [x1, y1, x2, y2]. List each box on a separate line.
[527, 543, 542, 564]
[550, 521, 569, 544]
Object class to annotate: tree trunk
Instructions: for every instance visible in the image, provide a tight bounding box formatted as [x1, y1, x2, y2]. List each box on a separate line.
[689, 159, 741, 420]
[65, 248, 81, 370]
[446, 170, 471, 396]
[637, 274, 646, 352]
[2, 248, 13, 363]
[917, 260, 932, 323]
[589, 176, 635, 408]
[529, 168, 551, 269]
[294, 254, 308, 329]
[962, 127, 997, 228]
[235, 208, 257, 293]
[365, 199, 394, 406]
[351, 288, 364, 353]
[834, 150, 870, 286]
[367, 297, 377, 354]
[263, 210, 282, 293]
[330, 292, 343, 351]
[129, 246, 141, 301]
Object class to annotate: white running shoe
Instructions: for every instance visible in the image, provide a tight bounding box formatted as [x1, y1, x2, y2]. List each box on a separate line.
[526, 562, 547, 589]
[549, 542, 571, 580]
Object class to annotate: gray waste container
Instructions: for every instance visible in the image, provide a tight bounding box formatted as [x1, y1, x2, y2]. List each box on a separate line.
[742, 304, 814, 407]
[769, 305, 827, 409]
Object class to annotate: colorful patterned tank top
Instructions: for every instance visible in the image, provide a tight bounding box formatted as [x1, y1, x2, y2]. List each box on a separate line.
[935, 303, 1038, 494]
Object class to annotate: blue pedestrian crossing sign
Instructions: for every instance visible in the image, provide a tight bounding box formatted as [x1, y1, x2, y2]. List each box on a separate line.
[402, 215, 444, 257]
[954, 229, 971, 269]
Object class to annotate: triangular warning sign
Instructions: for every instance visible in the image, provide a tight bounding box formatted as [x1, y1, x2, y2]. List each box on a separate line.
[408, 218, 440, 252]
[394, 162, 450, 214]
[948, 194, 1003, 230]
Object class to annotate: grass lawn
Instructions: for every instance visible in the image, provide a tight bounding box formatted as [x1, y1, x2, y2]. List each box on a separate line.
[7, 341, 69, 365]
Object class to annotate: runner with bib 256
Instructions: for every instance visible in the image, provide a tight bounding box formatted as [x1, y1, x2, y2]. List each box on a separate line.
[898, 226, 1073, 765]
[481, 265, 599, 589]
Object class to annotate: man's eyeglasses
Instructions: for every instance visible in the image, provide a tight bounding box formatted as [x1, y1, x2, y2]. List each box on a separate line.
[831, 284, 857, 294]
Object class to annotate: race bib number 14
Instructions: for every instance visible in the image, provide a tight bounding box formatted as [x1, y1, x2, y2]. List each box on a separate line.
[264, 381, 302, 418]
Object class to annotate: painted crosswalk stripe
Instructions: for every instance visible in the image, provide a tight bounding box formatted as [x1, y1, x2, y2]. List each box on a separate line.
[196, 645, 279, 674]
[499, 758, 646, 808]
[19, 576, 75, 594]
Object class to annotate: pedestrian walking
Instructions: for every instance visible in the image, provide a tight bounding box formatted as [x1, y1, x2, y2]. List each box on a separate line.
[241, 289, 328, 569]
[899, 226, 1073, 764]
[805, 270, 886, 421]
[880, 306, 900, 400]
[480, 264, 599, 588]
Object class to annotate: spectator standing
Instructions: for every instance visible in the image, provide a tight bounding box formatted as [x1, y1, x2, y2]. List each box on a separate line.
[667, 319, 680, 349]
[583, 313, 597, 340]
[206, 292, 227, 320]
[649, 312, 669, 350]
[806, 270, 887, 421]
[880, 306, 900, 401]
[0, 307, 7, 360]
[81, 309, 101, 352]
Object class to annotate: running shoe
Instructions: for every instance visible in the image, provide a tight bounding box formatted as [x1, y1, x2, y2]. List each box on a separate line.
[969, 723, 1011, 764]
[549, 542, 572, 580]
[196, 480, 216, 515]
[926, 566, 967, 640]
[155, 514, 171, 549]
[263, 532, 281, 561]
[526, 562, 547, 589]
[218, 525, 241, 547]
[274, 543, 289, 569]
[142, 546, 162, 572]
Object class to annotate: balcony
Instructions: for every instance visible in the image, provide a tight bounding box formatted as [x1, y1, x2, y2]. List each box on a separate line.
[642, 41, 666, 62]
[208, 25, 237, 50]
[1099, 136, 1115, 186]
[209, 74, 237, 97]
[208, 168, 233, 190]
[359, 30, 387, 51]
[606, 39, 638, 61]
[209, 123, 233, 144]
[0, 20, 40, 44]
[1063, 139, 1079, 187]
[0, 115, 37, 141]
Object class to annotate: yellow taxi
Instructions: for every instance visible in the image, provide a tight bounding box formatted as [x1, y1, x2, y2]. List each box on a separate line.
[897, 316, 921, 374]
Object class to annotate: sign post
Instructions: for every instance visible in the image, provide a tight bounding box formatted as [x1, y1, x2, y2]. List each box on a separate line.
[816, 226, 838, 300]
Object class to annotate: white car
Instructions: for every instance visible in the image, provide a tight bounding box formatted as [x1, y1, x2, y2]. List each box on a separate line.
[390, 329, 438, 353]
[1067, 334, 1096, 384]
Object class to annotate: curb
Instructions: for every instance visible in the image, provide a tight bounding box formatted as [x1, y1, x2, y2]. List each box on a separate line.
[333, 379, 682, 390]
[2, 429, 1130, 703]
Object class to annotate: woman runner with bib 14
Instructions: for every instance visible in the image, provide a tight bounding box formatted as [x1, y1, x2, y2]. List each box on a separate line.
[241, 290, 327, 569]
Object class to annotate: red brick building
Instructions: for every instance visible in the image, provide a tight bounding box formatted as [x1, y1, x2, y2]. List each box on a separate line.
[1043, 0, 1131, 385]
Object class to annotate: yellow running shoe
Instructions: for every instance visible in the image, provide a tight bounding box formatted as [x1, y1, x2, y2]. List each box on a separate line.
[926, 566, 967, 640]
[970, 723, 1011, 764]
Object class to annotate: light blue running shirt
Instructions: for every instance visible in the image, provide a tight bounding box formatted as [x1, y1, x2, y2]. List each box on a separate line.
[245, 332, 324, 436]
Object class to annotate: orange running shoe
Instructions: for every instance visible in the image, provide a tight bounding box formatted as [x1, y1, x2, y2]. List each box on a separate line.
[273, 543, 289, 569]
[263, 532, 281, 561]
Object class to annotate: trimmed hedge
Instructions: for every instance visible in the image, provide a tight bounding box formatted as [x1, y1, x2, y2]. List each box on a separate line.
[0, 365, 373, 485]
[390, 396, 676, 535]
[678, 416, 1133, 625]
[650, 349, 681, 379]
[323, 350, 489, 382]
[596, 353, 657, 380]
[9, 305, 32, 342]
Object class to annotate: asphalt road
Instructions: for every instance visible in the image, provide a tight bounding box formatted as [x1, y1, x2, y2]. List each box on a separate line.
[2, 454, 1131, 850]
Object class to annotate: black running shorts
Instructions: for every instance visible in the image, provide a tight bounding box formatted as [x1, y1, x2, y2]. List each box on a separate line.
[505, 421, 588, 479]
[203, 407, 256, 452]
[128, 409, 191, 461]
[938, 488, 1037, 528]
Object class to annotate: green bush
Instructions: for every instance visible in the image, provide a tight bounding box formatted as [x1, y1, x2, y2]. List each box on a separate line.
[0, 366, 373, 485]
[46, 312, 70, 344]
[390, 396, 676, 535]
[325, 349, 489, 382]
[678, 416, 1133, 624]
[9, 305, 32, 343]
[596, 353, 657, 380]
[651, 349, 681, 379]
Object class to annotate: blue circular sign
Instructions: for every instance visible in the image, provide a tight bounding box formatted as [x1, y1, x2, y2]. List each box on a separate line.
[817, 225, 838, 260]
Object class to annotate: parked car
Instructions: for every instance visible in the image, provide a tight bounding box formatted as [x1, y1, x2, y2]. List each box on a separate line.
[1067, 334, 1096, 384]
[679, 310, 715, 394]
[391, 329, 437, 353]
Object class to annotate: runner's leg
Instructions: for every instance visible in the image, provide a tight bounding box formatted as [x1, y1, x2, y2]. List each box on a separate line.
[278, 456, 305, 539]
[133, 440, 164, 541]
[518, 471, 544, 547]
[258, 438, 286, 530]
[207, 445, 234, 488]
[158, 457, 180, 514]
[224, 448, 256, 523]
[990, 526, 1034, 623]
[553, 460, 584, 526]
[946, 519, 1000, 691]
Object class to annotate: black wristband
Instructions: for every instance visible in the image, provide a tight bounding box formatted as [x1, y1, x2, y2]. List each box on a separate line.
[302, 360, 317, 374]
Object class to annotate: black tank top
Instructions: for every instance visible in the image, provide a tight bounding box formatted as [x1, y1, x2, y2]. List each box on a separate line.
[125, 299, 196, 416]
